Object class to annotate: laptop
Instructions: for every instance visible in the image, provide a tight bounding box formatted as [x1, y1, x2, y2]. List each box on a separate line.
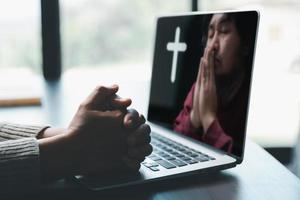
[75, 9, 259, 190]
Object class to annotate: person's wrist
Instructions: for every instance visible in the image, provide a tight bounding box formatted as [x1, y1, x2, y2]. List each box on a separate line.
[202, 113, 216, 133]
[38, 132, 76, 182]
[37, 127, 67, 139]
[190, 109, 200, 128]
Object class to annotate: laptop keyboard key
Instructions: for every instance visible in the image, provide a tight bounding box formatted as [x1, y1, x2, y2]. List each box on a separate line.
[165, 156, 176, 161]
[149, 167, 160, 172]
[176, 154, 185, 158]
[166, 149, 176, 154]
[194, 156, 209, 162]
[165, 148, 174, 153]
[158, 152, 168, 157]
[186, 151, 198, 157]
[187, 153, 199, 157]
[185, 159, 198, 164]
[142, 162, 159, 168]
[181, 149, 190, 154]
[209, 157, 216, 160]
[153, 148, 160, 154]
[156, 160, 176, 169]
[169, 151, 179, 156]
[162, 154, 173, 160]
[181, 156, 192, 161]
[170, 159, 187, 167]
[148, 155, 162, 161]
[171, 152, 184, 158]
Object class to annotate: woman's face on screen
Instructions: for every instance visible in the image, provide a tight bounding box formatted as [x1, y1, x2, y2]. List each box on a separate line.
[206, 14, 242, 76]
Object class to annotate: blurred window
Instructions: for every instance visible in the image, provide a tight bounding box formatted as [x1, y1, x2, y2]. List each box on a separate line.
[60, 0, 189, 71]
[0, 0, 40, 73]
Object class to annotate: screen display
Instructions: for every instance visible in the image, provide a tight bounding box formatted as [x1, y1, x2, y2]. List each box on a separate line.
[148, 11, 258, 158]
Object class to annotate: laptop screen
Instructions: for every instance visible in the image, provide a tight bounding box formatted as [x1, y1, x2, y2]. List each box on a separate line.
[148, 10, 258, 159]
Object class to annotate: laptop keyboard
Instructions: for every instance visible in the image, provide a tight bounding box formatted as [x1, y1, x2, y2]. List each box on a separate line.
[142, 133, 215, 172]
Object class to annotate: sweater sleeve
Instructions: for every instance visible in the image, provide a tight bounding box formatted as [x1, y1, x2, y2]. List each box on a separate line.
[174, 84, 200, 136]
[0, 122, 49, 142]
[0, 138, 41, 196]
[202, 119, 233, 153]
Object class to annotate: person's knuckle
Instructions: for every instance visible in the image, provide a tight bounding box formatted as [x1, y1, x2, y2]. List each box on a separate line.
[139, 134, 151, 144]
[140, 114, 146, 123]
[95, 85, 106, 93]
[109, 110, 122, 119]
[142, 124, 151, 134]
[79, 101, 89, 109]
[145, 144, 153, 155]
[127, 109, 139, 121]
[114, 110, 124, 119]
[146, 135, 151, 144]
[79, 103, 85, 109]
[124, 113, 132, 120]
[139, 157, 146, 163]
[128, 108, 138, 115]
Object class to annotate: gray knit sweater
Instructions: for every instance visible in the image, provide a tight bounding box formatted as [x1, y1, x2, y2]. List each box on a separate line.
[0, 122, 48, 196]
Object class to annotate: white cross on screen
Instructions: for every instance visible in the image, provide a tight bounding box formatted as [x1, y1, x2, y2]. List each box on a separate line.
[166, 26, 187, 83]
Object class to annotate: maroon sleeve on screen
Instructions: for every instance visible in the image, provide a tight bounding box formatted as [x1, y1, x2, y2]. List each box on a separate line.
[173, 84, 202, 140]
[202, 119, 233, 153]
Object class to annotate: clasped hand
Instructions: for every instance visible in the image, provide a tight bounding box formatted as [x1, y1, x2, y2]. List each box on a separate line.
[190, 46, 218, 132]
[38, 85, 152, 180]
[67, 85, 152, 175]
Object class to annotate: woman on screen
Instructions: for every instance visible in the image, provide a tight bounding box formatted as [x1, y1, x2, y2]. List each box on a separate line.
[174, 13, 256, 153]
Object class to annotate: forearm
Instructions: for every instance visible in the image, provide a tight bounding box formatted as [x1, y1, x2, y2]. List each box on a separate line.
[190, 109, 201, 129]
[37, 127, 66, 139]
[38, 129, 75, 182]
[202, 113, 216, 133]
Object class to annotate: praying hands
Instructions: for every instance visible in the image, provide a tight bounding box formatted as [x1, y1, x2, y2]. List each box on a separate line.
[38, 85, 152, 181]
[190, 46, 218, 133]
